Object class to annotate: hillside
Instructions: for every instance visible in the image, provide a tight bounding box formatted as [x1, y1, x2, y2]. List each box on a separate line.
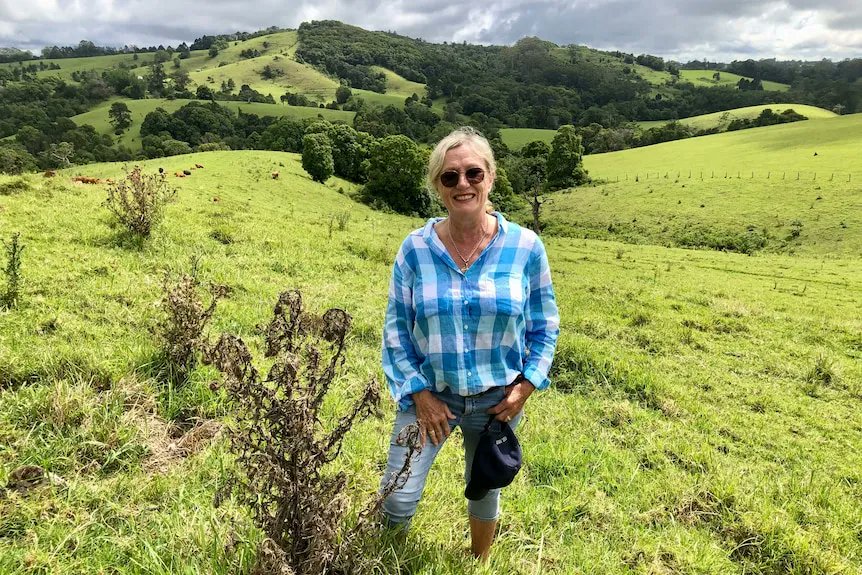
[0, 151, 860, 572]
[680, 69, 790, 91]
[71, 98, 355, 150]
[636, 104, 835, 131]
[537, 114, 862, 254]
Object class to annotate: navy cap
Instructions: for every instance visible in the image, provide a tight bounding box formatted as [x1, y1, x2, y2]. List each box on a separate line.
[465, 416, 522, 501]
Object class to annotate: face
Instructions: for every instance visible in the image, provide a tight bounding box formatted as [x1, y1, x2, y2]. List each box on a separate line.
[436, 144, 495, 219]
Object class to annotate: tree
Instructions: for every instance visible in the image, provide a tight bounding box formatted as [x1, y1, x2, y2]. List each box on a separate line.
[335, 84, 352, 105]
[0, 145, 37, 174]
[208, 46, 219, 58]
[47, 142, 74, 167]
[546, 125, 588, 191]
[108, 102, 132, 133]
[170, 69, 191, 91]
[364, 135, 428, 215]
[510, 155, 548, 233]
[301, 133, 334, 183]
[148, 62, 167, 96]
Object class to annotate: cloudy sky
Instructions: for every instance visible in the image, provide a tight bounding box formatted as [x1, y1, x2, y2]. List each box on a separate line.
[1, 0, 861, 62]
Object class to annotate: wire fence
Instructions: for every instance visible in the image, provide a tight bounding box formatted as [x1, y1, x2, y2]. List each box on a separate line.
[598, 171, 856, 183]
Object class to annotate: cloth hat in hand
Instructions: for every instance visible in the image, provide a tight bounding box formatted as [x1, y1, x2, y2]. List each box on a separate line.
[464, 416, 522, 501]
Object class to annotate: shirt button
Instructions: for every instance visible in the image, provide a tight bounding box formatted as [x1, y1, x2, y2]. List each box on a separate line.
[463, 324, 468, 330]
[467, 371, 472, 377]
[463, 300, 468, 305]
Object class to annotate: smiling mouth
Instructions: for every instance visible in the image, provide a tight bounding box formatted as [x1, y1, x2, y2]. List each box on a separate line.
[453, 193, 475, 201]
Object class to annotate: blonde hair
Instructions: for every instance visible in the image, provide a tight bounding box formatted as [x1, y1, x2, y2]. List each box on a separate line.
[426, 127, 496, 212]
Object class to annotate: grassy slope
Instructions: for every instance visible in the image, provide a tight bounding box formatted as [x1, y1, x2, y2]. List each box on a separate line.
[0, 151, 860, 573]
[680, 69, 790, 92]
[538, 114, 862, 255]
[637, 104, 836, 130]
[71, 98, 355, 150]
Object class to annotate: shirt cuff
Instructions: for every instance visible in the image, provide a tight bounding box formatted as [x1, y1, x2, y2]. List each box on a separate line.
[522, 365, 550, 391]
[395, 375, 431, 411]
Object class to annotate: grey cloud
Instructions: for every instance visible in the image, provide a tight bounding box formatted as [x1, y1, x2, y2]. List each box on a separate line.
[0, 0, 860, 61]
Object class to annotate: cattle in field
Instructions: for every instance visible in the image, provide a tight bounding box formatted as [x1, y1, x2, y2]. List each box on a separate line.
[195, 163, 204, 169]
[271, 171, 279, 179]
[43, 170, 56, 178]
[175, 172, 185, 178]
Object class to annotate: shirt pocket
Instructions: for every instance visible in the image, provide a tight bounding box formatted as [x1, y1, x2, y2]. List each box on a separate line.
[478, 271, 525, 316]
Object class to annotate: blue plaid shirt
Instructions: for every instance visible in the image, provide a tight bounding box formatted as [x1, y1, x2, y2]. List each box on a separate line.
[382, 212, 560, 411]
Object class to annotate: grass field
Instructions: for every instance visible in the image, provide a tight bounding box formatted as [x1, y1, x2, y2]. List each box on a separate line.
[680, 70, 790, 92]
[71, 98, 355, 150]
[0, 148, 860, 573]
[584, 113, 862, 179]
[636, 104, 836, 131]
[500, 128, 557, 150]
[534, 114, 862, 256]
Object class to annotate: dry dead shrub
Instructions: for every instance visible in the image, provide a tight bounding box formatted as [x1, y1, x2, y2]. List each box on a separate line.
[205, 289, 420, 575]
[104, 165, 176, 237]
[160, 273, 229, 382]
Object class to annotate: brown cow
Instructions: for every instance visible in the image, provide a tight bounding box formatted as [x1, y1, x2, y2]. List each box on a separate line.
[175, 172, 186, 178]
[195, 163, 204, 169]
[43, 170, 56, 178]
[271, 171, 279, 180]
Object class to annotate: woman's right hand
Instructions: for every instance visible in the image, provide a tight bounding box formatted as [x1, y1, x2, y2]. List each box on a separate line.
[412, 389, 455, 447]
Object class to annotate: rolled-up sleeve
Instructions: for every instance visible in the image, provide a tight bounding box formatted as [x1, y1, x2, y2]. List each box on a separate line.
[522, 238, 560, 390]
[382, 243, 430, 409]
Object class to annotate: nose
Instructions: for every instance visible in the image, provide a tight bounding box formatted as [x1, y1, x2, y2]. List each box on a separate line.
[455, 173, 472, 189]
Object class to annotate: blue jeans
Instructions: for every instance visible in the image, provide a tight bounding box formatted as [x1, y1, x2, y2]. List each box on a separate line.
[380, 385, 523, 525]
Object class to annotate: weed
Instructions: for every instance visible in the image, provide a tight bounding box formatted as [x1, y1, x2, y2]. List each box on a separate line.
[210, 227, 235, 245]
[0, 177, 31, 196]
[104, 166, 176, 238]
[1, 232, 24, 309]
[204, 290, 415, 575]
[159, 273, 229, 383]
[802, 355, 839, 396]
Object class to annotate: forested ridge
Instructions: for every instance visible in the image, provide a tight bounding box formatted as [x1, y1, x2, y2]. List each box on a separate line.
[1, 19, 860, 175]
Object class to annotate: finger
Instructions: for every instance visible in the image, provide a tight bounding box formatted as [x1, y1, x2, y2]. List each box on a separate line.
[444, 405, 456, 420]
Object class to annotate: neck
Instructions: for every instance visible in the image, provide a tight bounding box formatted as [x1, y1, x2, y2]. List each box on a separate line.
[447, 212, 491, 239]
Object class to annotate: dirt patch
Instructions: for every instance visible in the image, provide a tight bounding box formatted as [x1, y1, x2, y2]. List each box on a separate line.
[143, 417, 223, 473]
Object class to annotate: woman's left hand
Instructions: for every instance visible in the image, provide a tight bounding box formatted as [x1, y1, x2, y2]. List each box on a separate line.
[487, 378, 535, 423]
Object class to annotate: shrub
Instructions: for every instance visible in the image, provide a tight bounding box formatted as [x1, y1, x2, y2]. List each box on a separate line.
[104, 166, 176, 237]
[159, 273, 229, 382]
[205, 290, 416, 575]
[1, 232, 24, 309]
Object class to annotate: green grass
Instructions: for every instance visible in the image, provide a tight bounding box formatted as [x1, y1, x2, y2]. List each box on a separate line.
[71, 98, 354, 150]
[535, 114, 862, 256]
[585, 113, 862, 179]
[637, 104, 836, 131]
[0, 149, 860, 572]
[500, 128, 557, 150]
[680, 69, 790, 92]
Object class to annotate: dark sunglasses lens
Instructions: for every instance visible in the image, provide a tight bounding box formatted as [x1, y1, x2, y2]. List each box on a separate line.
[466, 168, 484, 184]
[440, 171, 459, 187]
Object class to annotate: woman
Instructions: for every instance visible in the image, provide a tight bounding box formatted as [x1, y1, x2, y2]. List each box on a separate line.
[380, 127, 559, 560]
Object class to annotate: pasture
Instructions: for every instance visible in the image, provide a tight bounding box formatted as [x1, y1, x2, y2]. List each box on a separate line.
[680, 69, 790, 92]
[538, 113, 862, 255]
[636, 104, 836, 131]
[0, 149, 860, 573]
[71, 98, 355, 150]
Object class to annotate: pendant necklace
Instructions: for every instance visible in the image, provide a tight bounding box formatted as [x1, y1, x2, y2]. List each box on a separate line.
[447, 217, 489, 273]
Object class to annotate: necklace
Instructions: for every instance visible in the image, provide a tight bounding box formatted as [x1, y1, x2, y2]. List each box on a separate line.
[447, 217, 489, 273]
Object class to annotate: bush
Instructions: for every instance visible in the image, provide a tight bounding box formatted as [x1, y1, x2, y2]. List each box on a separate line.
[364, 135, 428, 215]
[1, 232, 24, 309]
[104, 166, 176, 238]
[205, 290, 411, 575]
[159, 273, 229, 383]
[0, 146, 37, 175]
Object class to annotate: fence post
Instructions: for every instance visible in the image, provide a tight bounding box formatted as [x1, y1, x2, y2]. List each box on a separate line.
[767, 171, 770, 179]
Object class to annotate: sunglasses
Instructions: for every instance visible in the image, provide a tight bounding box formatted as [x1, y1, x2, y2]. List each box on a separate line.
[439, 167, 485, 188]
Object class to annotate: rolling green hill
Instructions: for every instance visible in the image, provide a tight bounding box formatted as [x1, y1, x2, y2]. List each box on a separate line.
[680, 69, 790, 92]
[71, 98, 354, 150]
[637, 104, 836, 131]
[0, 151, 859, 572]
[537, 114, 862, 255]
[501, 103, 838, 149]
